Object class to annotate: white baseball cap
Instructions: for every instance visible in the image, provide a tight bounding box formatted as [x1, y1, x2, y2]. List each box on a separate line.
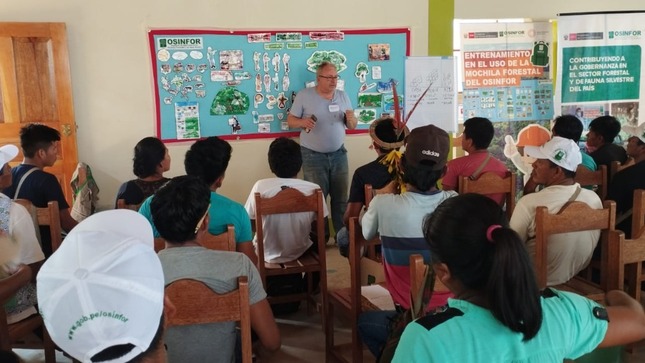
[524, 136, 582, 173]
[0, 144, 19, 166]
[623, 124, 645, 143]
[37, 210, 164, 363]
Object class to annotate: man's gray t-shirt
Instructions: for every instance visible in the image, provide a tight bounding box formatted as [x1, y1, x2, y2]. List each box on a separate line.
[159, 247, 266, 363]
[290, 87, 352, 153]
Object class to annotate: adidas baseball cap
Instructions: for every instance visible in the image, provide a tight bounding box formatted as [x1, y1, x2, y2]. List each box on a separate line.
[404, 124, 450, 170]
[37, 210, 164, 363]
[524, 136, 582, 172]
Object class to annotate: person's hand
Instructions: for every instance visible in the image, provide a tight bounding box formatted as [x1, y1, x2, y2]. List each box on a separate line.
[504, 135, 519, 158]
[301, 117, 316, 132]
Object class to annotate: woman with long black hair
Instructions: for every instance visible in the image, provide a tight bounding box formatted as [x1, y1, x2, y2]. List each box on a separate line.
[393, 193, 645, 362]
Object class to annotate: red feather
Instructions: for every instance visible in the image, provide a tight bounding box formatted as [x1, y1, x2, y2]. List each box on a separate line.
[391, 79, 402, 130]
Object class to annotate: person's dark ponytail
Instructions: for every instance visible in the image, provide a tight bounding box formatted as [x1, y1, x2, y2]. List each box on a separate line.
[486, 227, 542, 340]
[424, 194, 542, 341]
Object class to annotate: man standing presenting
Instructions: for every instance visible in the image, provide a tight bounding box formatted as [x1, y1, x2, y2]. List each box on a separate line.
[288, 61, 357, 243]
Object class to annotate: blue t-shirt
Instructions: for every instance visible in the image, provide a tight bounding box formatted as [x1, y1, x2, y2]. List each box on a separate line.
[139, 191, 252, 243]
[393, 289, 608, 362]
[290, 87, 352, 153]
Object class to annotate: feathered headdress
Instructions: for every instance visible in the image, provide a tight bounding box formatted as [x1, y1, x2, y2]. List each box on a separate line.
[371, 79, 433, 193]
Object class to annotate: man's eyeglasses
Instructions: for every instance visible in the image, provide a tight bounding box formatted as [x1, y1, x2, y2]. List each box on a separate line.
[319, 75, 340, 80]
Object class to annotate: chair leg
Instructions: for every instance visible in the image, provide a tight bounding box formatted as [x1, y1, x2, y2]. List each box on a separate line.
[325, 302, 335, 363]
[351, 317, 362, 363]
[307, 272, 313, 315]
[43, 326, 56, 363]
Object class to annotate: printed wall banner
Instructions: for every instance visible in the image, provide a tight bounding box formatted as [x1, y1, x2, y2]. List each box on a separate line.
[460, 22, 553, 122]
[555, 12, 644, 135]
[149, 28, 409, 142]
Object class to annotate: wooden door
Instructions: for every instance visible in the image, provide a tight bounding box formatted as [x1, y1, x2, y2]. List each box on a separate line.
[0, 22, 78, 205]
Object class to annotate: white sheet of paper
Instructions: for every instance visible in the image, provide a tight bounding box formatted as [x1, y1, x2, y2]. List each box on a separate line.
[361, 284, 395, 310]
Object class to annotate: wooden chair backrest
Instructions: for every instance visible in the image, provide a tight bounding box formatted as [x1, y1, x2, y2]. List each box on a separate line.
[253, 188, 325, 283]
[363, 183, 395, 260]
[610, 159, 635, 180]
[535, 200, 615, 289]
[14, 199, 62, 253]
[458, 171, 517, 219]
[409, 254, 427, 300]
[116, 199, 141, 211]
[574, 165, 607, 200]
[364, 181, 398, 209]
[608, 230, 645, 297]
[632, 189, 645, 239]
[201, 224, 236, 252]
[153, 225, 235, 254]
[348, 216, 382, 328]
[165, 277, 252, 363]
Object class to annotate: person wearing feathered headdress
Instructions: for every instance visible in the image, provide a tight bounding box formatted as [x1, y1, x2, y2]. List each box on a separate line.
[336, 117, 407, 257]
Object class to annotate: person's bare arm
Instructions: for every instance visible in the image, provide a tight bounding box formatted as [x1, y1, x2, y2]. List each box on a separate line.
[343, 202, 363, 227]
[598, 290, 645, 348]
[60, 208, 78, 232]
[344, 110, 358, 130]
[250, 298, 281, 352]
[237, 241, 258, 266]
[287, 113, 316, 131]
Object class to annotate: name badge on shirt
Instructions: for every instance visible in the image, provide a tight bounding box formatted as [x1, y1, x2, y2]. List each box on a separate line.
[328, 104, 340, 112]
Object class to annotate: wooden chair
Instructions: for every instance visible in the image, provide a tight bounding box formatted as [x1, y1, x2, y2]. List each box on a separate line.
[202, 224, 236, 252]
[534, 200, 616, 303]
[165, 276, 252, 363]
[631, 189, 645, 240]
[254, 188, 327, 317]
[609, 159, 635, 180]
[116, 199, 141, 211]
[0, 265, 56, 363]
[619, 190, 645, 301]
[363, 182, 397, 261]
[409, 254, 428, 300]
[458, 171, 517, 219]
[608, 230, 645, 303]
[364, 181, 398, 209]
[14, 199, 62, 252]
[326, 217, 383, 363]
[154, 225, 235, 253]
[574, 165, 608, 201]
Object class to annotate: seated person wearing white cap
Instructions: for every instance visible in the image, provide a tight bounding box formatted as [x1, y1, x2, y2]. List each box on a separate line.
[151, 175, 280, 363]
[0, 144, 45, 324]
[510, 136, 603, 286]
[37, 209, 171, 363]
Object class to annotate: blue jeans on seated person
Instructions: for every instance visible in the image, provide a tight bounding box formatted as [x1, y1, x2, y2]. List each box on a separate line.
[301, 146, 348, 239]
[358, 309, 398, 358]
[337, 226, 349, 257]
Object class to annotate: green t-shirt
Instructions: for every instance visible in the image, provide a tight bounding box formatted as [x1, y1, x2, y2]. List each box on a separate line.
[393, 289, 608, 363]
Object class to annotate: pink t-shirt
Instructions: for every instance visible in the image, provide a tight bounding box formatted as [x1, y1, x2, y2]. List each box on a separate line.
[443, 152, 509, 205]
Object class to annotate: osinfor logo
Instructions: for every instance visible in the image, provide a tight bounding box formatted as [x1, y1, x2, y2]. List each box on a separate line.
[609, 30, 642, 39]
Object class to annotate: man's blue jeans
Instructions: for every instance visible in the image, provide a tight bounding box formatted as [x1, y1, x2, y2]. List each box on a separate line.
[358, 310, 398, 358]
[301, 145, 348, 238]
